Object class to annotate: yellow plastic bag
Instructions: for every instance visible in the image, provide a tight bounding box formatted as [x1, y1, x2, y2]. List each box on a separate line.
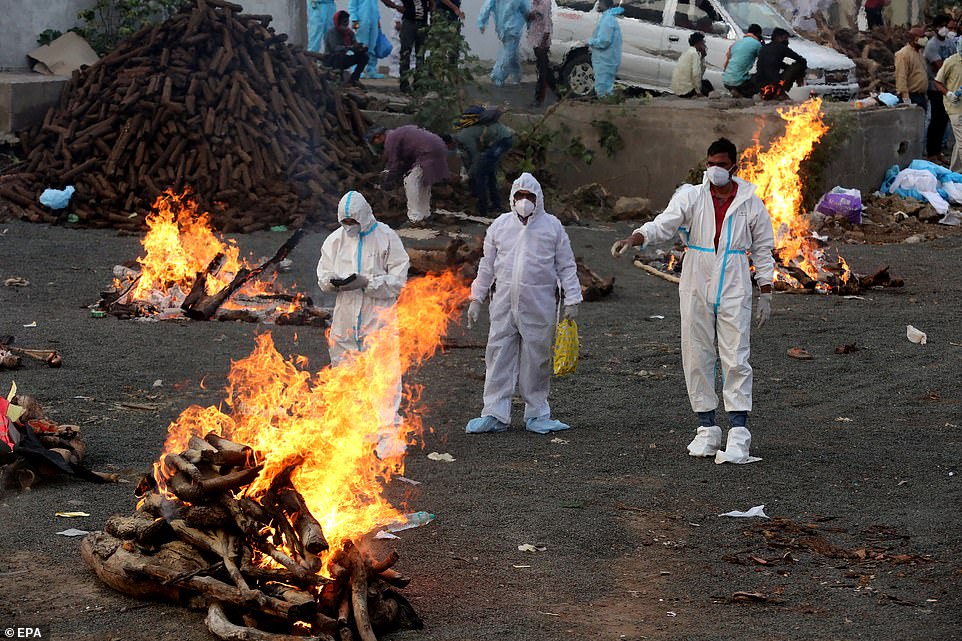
[553, 319, 580, 376]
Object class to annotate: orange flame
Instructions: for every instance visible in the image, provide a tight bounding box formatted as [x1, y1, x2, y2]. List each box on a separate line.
[739, 98, 831, 282]
[156, 272, 470, 547]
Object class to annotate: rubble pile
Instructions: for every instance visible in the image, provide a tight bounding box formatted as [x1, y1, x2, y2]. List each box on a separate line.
[2, 0, 375, 232]
[800, 21, 910, 95]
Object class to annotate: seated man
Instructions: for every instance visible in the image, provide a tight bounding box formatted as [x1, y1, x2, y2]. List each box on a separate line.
[324, 10, 370, 86]
[722, 23, 763, 98]
[754, 27, 807, 100]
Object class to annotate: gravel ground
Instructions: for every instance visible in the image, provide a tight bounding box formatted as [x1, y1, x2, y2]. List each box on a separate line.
[1, 217, 960, 641]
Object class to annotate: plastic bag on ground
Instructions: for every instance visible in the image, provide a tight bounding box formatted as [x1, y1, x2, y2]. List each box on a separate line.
[39, 185, 75, 209]
[815, 186, 862, 223]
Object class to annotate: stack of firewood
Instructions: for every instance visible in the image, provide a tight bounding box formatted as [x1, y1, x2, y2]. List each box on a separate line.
[1, 0, 376, 232]
[82, 432, 421, 641]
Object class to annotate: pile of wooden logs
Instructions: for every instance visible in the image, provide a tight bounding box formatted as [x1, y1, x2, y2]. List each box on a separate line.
[1, 393, 118, 491]
[82, 433, 422, 641]
[3, 0, 375, 232]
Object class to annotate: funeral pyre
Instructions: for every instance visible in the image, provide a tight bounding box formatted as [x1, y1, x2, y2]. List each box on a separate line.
[82, 273, 470, 640]
[1, 386, 118, 491]
[98, 190, 329, 323]
[634, 98, 902, 295]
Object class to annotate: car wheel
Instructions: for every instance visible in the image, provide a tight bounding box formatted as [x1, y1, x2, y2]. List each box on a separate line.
[561, 50, 594, 98]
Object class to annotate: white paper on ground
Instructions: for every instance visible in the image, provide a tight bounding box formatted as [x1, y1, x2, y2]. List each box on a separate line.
[718, 505, 769, 518]
[395, 475, 421, 486]
[374, 531, 400, 540]
[56, 528, 90, 536]
[518, 543, 547, 552]
[906, 325, 927, 344]
[427, 452, 455, 462]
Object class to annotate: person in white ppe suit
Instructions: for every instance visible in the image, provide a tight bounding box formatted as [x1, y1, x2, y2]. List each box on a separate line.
[465, 172, 582, 434]
[611, 138, 775, 464]
[317, 190, 410, 456]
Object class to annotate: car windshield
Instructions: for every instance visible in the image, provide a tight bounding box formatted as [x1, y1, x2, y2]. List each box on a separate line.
[718, 0, 795, 36]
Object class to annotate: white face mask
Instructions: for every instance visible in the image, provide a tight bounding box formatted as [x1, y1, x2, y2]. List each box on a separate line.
[918, 36, 929, 48]
[705, 166, 732, 187]
[342, 222, 361, 237]
[513, 198, 536, 221]
[939, 27, 949, 38]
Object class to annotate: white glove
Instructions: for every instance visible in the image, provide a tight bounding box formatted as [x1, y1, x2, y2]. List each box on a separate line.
[611, 239, 633, 257]
[755, 292, 772, 328]
[563, 304, 579, 320]
[337, 274, 369, 291]
[950, 92, 962, 104]
[466, 300, 482, 328]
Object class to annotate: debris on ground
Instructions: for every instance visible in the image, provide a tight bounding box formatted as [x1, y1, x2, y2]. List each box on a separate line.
[799, 21, 908, 95]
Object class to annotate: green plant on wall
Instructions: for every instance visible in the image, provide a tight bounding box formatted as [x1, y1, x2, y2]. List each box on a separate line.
[73, 0, 188, 55]
[591, 118, 623, 158]
[410, 18, 485, 134]
[797, 109, 854, 211]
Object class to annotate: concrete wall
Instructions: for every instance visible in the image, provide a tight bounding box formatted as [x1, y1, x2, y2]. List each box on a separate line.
[0, 0, 304, 71]
[0, 0, 92, 70]
[513, 100, 922, 207]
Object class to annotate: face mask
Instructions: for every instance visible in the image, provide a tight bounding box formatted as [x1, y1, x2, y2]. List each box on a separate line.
[939, 27, 949, 37]
[513, 198, 536, 221]
[342, 222, 360, 237]
[705, 166, 732, 187]
[917, 37, 929, 48]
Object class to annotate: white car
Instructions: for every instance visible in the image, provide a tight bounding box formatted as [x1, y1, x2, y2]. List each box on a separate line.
[550, 0, 858, 101]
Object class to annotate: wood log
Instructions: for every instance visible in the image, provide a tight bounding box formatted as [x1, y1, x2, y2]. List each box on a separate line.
[633, 259, 681, 284]
[104, 514, 169, 544]
[276, 487, 328, 554]
[182, 229, 305, 320]
[347, 545, 377, 641]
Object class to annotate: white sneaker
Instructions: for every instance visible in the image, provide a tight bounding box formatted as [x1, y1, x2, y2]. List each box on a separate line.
[687, 425, 722, 457]
[714, 426, 761, 464]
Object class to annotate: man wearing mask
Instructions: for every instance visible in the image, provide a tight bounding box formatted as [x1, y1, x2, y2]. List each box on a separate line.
[722, 24, 763, 98]
[754, 27, 806, 100]
[671, 31, 711, 98]
[611, 138, 775, 464]
[588, 0, 624, 98]
[478, 0, 531, 86]
[317, 191, 410, 456]
[925, 15, 954, 162]
[934, 37, 962, 171]
[464, 173, 582, 435]
[895, 26, 929, 110]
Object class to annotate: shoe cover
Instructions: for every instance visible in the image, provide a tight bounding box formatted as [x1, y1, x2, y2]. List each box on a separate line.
[465, 416, 509, 433]
[687, 425, 722, 457]
[714, 426, 762, 464]
[525, 417, 570, 434]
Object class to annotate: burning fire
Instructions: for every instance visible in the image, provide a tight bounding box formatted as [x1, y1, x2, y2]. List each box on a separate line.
[738, 98, 851, 288]
[154, 272, 469, 551]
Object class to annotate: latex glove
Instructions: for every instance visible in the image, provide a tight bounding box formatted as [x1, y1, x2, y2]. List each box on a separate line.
[755, 292, 772, 328]
[950, 92, 961, 104]
[466, 300, 482, 328]
[338, 274, 369, 291]
[562, 304, 579, 320]
[611, 238, 633, 257]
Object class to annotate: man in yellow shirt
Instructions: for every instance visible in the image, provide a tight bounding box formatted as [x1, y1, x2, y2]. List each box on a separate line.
[935, 38, 962, 171]
[895, 27, 929, 109]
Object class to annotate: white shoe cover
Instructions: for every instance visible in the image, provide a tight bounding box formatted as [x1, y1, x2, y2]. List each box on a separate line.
[714, 426, 762, 464]
[687, 425, 722, 457]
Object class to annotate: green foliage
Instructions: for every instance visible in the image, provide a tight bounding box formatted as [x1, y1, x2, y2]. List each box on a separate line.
[506, 101, 599, 183]
[72, 0, 188, 55]
[410, 18, 485, 134]
[798, 109, 855, 211]
[591, 118, 623, 158]
[37, 29, 64, 46]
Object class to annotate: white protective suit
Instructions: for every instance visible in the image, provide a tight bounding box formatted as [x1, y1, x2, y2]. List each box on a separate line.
[636, 175, 774, 414]
[317, 192, 410, 428]
[470, 173, 583, 423]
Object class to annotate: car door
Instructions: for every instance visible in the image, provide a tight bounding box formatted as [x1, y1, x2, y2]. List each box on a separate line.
[663, 0, 736, 89]
[618, 0, 670, 87]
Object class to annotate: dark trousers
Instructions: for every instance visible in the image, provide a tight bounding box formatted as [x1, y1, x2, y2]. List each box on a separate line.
[725, 78, 757, 98]
[758, 60, 807, 99]
[909, 92, 928, 110]
[329, 50, 368, 83]
[927, 89, 949, 156]
[533, 45, 556, 104]
[399, 18, 427, 92]
[680, 79, 714, 98]
[471, 136, 513, 216]
[437, 12, 462, 65]
[866, 7, 883, 28]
